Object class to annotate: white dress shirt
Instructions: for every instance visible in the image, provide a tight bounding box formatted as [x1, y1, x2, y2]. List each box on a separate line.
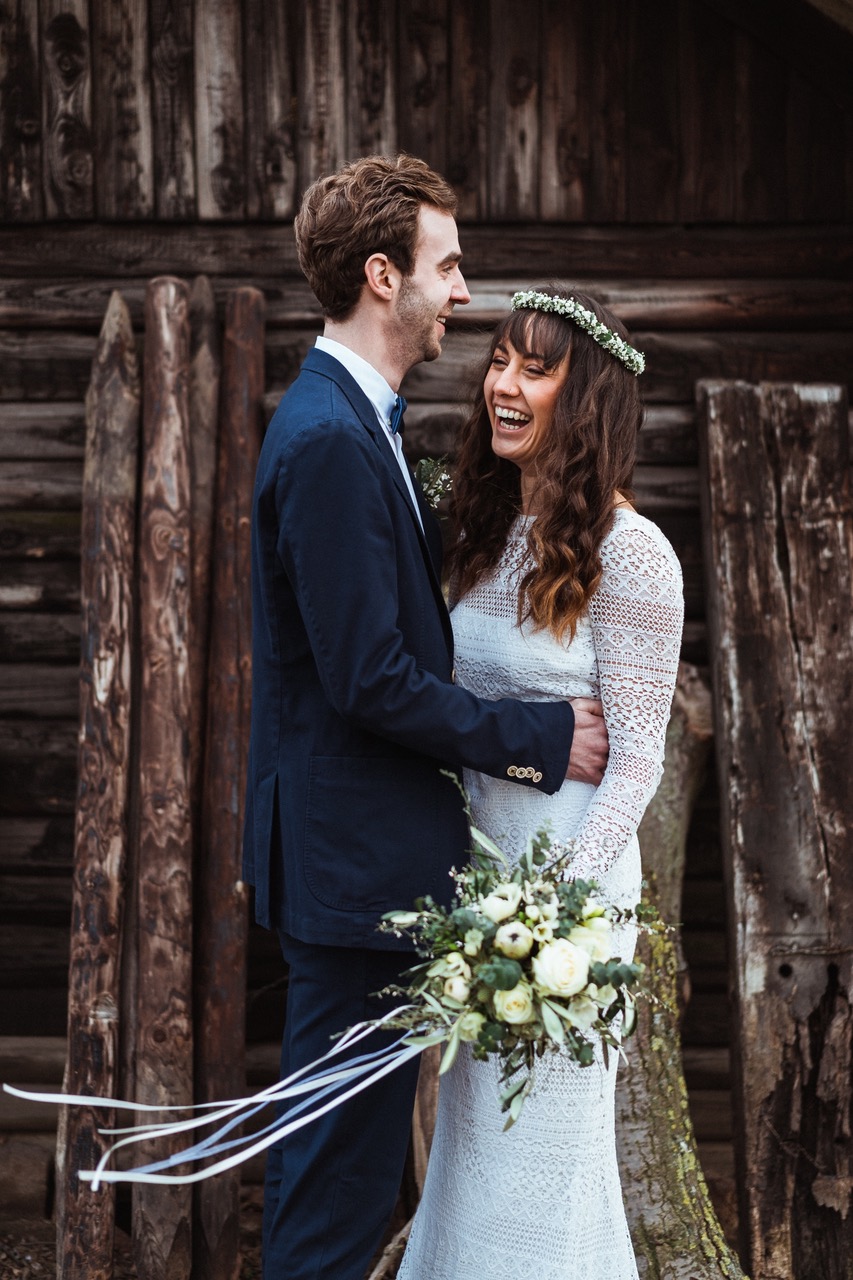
[315, 336, 423, 530]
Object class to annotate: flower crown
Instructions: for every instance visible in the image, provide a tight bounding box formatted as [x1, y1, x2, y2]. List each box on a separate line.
[510, 290, 645, 376]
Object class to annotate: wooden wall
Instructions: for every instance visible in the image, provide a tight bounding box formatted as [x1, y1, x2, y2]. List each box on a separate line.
[2, 0, 853, 225]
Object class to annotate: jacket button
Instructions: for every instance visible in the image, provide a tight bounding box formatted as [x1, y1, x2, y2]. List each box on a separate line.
[533, 771, 543, 783]
[507, 765, 517, 777]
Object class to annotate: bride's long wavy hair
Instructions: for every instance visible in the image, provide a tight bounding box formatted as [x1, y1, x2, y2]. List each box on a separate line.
[447, 286, 643, 641]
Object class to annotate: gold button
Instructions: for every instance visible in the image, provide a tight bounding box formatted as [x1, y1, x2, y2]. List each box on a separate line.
[451, 667, 457, 683]
[533, 771, 543, 783]
[507, 765, 517, 777]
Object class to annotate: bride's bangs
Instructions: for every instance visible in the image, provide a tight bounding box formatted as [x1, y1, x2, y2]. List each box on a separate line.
[492, 309, 572, 371]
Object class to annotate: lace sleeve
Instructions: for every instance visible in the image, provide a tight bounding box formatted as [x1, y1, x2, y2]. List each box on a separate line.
[569, 517, 684, 882]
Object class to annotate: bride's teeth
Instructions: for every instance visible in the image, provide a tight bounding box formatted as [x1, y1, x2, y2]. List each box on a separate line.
[495, 407, 530, 428]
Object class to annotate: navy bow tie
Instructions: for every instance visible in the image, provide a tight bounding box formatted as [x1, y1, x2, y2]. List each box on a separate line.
[390, 394, 407, 436]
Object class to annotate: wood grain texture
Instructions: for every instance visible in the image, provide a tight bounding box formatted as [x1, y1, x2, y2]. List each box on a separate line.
[0, 0, 43, 220]
[297, 0, 346, 184]
[347, 0, 396, 157]
[40, 0, 93, 218]
[446, 0, 488, 219]
[150, 0, 196, 218]
[397, 0, 449, 176]
[487, 0, 539, 219]
[678, 0, 736, 222]
[193, 286, 264, 1280]
[244, 0, 297, 219]
[194, 0, 244, 218]
[133, 277, 194, 1280]
[699, 380, 853, 1279]
[92, 0, 153, 218]
[626, 0, 679, 221]
[586, 1, 627, 221]
[539, 1, 588, 221]
[56, 291, 140, 1280]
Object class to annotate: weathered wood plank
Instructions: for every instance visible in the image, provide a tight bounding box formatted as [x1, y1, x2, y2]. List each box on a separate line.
[586, 1, 627, 221]
[133, 277, 194, 1280]
[0, 403, 85, 457]
[194, 0, 244, 218]
[397, 0, 449, 174]
[786, 67, 845, 223]
[733, 27, 789, 222]
[0, 331, 96, 400]
[0, 719, 77, 815]
[699, 379, 853, 1279]
[446, 0, 489, 219]
[0, 224, 850, 279]
[0, 816, 74, 869]
[0, 460, 83, 508]
[40, 0, 93, 218]
[0, 0, 43, 220]
[626, 0, 679, 221]
[56, 290, 140, 1280]
[149, 0, 196, 218]
[2, 872, 71, 921]
[244, 0, 296, 219]
[91, 0, 153, 218]
[487, 0, 539, 219]
[194, 286, 264, 1280]
[0, 560, 80, 611]
[539, 0, 588, 221]
[0, 511, 81, 558]
[677, 0, 736, 222]
[0, 1037, 67, 1082]
[347, 0, 396, 157]
[0, 924, 73, 983]
[297, 0, 346, 184]
[0, 664, 77, 717]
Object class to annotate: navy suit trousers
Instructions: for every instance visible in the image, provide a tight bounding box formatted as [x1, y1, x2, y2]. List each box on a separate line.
[263, 936, 422, 1280]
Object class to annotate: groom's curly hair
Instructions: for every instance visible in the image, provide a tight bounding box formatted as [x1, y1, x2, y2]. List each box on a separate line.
[294, 154, 458, 320]
[447, 287, 643, 642]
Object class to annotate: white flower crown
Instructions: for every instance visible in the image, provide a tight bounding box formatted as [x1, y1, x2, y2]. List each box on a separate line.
[510, 290, 645, 376]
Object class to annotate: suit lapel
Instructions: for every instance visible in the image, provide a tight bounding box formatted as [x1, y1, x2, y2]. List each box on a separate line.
[302, 349, 454, 652]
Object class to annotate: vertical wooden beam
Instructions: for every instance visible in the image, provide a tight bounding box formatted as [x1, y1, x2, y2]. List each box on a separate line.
[0, 0, 44, 220]
[91, 0, 153, 218]
[244, 0, 297, 219]
[56, 291, 140, 1280]
[41, 0, 94, 218]
[586, 0, 627, 222]
[446, 0, 488, 220]
[539, 0, 588, 222]
[149, 0, 196, 219]
[487, 0, 539, 220]
[626, 0, 679, 222]
[193, 286, 265, 1280]
[133, 276, 194, 1280]
[347, 0, 396, 159]
[296, 0, 346, 185]
[677, 0, 736, 222]
[698, 379, 853, 1280]
[194, 0, 245, 218]
[732, 28, 787, 223]
[397, 0, 449, 174]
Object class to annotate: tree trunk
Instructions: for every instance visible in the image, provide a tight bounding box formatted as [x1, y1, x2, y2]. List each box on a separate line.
[132, 277, 194, 1280]
[56, 291, 140, 1280]
[615, 662, 745, 1279]
[193, 287, 265, 1280]
[698, 379, 853, 1280]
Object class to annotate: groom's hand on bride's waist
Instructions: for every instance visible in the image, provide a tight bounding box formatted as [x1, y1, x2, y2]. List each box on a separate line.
[565, 698, 608, 785]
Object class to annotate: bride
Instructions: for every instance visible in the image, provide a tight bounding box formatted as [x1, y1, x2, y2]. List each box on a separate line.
[398, 287, 684, 1280]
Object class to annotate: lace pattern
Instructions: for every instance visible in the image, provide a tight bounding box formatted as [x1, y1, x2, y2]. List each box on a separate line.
[397, 509, 683, 1280]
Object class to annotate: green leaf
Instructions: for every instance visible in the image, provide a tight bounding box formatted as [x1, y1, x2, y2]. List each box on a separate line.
[477, 957, 523, 990]
[540, 999, 566, 1045]
[469, 825, 511, 870]
[439, 1021, 462, 1074]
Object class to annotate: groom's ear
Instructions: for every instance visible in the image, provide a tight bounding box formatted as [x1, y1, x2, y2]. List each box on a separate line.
[364, 252, 401, 302]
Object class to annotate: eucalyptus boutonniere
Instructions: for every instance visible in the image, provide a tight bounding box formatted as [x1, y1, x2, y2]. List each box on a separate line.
[415, 455, 453, 511]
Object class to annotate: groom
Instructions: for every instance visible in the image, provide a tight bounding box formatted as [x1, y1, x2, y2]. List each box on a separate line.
[243, 153, 608, 1280]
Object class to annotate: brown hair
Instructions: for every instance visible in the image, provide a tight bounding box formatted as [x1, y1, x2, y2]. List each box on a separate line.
[447, 287, 643, 641]
[294, 153, 458, 320]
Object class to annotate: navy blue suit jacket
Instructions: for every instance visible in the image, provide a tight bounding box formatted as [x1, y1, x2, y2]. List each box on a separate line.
[242, 348, 574, 949]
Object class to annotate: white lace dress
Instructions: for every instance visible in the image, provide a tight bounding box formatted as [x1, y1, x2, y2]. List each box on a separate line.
[397, 508, 684, 1280]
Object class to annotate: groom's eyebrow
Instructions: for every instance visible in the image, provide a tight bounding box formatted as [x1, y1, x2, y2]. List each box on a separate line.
[439, 250, 463, 267]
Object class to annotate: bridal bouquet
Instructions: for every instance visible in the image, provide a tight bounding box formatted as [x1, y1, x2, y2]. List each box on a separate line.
[380, 822, 658, 1128]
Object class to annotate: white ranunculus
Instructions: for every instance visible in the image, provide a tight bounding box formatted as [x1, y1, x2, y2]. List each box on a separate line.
[531, 921, 554, 944]
[442, 952, 472, 979]
[540, 897, 560, 922]
[532, 939, 589, 998]
[526, 904, 541, 921]
[457, 1010, 486, 1042]
[494, 920, 535, 959]
[479, 882, 523, 923]
[463, 927, 484, 956]
[566, 994, 598, 1031]
[567, 916, 613, 963]
[444, 976, 471, 1003]
[493, 982, 536, 1025]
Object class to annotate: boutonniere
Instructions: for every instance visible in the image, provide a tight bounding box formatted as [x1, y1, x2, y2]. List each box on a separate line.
[415, 455, 453, 511]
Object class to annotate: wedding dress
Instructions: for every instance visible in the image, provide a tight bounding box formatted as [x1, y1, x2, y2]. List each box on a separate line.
[397, 508, 684, 1280]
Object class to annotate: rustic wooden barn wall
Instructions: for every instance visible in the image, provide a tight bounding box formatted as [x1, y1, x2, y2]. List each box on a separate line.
[2, 0, 853, 224]
[1, 0, 852, 1234]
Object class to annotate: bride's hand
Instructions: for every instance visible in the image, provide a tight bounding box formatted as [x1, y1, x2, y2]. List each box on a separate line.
[566, 698, 608, 784]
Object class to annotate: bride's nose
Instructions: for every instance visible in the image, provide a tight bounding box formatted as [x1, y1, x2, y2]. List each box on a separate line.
[493, 364, 519, 396]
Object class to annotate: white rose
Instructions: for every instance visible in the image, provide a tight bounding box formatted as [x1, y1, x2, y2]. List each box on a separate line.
[479, 883, 523, 923]
[444, 976, 471, 1003]
[531, 921, 554, 944]
[532, 939, 589, 998]
[567, 917, 613, 963]
[457, 1011, 486, 1042]
[493, 982, 536, 1025]
[566, 994, 598, 1031]
[463, 928, 484, 956]
[494, 921, 535, 959]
